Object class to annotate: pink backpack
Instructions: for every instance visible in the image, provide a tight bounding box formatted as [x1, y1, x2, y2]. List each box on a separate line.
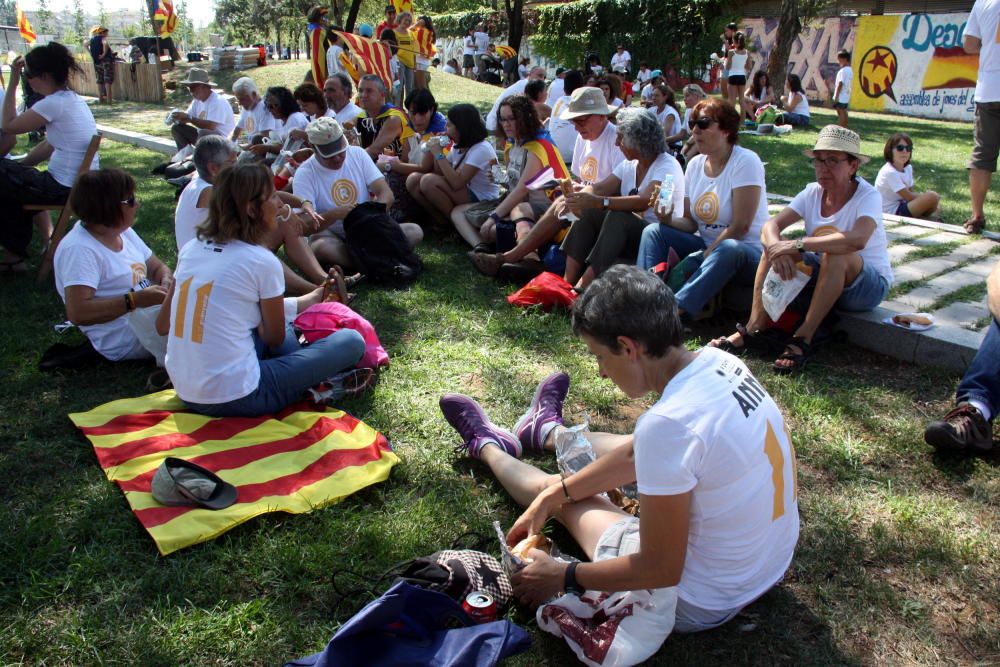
[293, 302, 390, 369]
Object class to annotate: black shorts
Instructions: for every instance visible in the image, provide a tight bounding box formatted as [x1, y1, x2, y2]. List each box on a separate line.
[834, 101, 849, 110]
[728, 74, 746, 86]
[462, 54, 475, 69]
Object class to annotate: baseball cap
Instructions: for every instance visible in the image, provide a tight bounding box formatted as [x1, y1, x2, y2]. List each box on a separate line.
[150, 457, 238, 510]
[307, 117, 348, 158]
[558, 86, 614, 120]
[650, 69, 663, 79]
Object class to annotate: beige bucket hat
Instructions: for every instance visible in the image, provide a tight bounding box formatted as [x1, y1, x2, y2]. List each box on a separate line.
[558, 86, 615, 120]
[803, 125, 870, 164]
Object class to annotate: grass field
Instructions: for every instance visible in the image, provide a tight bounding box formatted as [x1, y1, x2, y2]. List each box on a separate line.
[1, 62, 999, 665]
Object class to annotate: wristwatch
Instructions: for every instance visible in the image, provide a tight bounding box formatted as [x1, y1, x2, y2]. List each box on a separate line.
[602, 197, 610, 210]
[795, 238, 805, 252]
[564, 562, 584, 596]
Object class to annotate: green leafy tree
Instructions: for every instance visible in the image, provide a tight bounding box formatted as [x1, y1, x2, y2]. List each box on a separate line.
[36, 0, 53, 34]
[97, 0, 109, 27]
[767, 0, 839, 98]
[0, 0, 16, 26]
[73, 0, 85, 38]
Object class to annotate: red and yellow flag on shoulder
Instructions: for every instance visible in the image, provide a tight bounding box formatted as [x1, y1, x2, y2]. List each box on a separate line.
[69, 391, 399, 555]
[17, 4, 36, 45]
[410, 25, 435, 58]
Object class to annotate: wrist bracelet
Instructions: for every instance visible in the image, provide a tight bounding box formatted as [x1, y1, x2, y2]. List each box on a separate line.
[124, 292, 135, 312]
[561, 476, 573, 502]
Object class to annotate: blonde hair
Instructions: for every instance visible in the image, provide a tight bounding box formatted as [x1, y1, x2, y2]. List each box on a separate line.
[198, 163, 274, 246]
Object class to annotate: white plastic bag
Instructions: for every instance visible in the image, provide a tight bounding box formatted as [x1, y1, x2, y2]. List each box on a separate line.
[537, 586, 677, 667]
[761, 264, 812, 321]
[127, 305, 167, 367]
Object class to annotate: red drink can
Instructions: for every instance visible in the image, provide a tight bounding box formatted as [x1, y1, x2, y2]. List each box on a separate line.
[462, 591, 497, 623]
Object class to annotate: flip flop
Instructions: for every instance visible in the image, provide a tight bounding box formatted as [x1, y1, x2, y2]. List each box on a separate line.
[708, 323, 756, 356]
[772, 336, 814, 375]
[963, 217, 986, 234]
[322, 266, 351, 305]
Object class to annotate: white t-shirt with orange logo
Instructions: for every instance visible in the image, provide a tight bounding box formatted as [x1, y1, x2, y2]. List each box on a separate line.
[54, 222, 153, 361]
[293, 146, 386, 238]
[571, 120, 625, 185]
[685, 146, 769, 249]
[236, 97, 278, 139]
[186, 90, 236, 139]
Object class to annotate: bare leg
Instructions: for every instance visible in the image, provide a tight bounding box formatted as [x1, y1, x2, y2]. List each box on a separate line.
[401, 222, 424, 248]
[574, 265, 598, 289]
[500, 201, 562, 263]
[564, 255, 585, 285]
[33, 211, 53, 246]
[406, 171, 432, 215]
[789, 252, 861, 344]
[451, 204, 483, 247]
[836, 107, 848, 128]
[906, 191, 941, 218]
[715, 250, 774, 348]
[420, 172, 469, 221]
[283, 232, 327, 284]
[310, 235, 354, 270]
[969, 169, 992, 220]
[0, 133, 17, 157]
[539, 425, 633, 455]
[280, 258, 319, 295]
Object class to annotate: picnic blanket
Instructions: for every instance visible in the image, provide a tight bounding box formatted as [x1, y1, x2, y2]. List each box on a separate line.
[69, 390, 399, 555]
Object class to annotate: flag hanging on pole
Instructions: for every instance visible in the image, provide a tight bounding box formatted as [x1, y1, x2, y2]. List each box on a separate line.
[495, 45, 516, 60]
[153, 0, 178, 37]
[335, 31, 394, 90]
[17, 4, 36, 45]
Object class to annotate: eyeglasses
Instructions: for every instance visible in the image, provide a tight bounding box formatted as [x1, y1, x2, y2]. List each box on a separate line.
[688, 116, 717, 130]
[894, 144, 913, 152]
[120, 196, 137, 207]
[810, 157, 851, 169]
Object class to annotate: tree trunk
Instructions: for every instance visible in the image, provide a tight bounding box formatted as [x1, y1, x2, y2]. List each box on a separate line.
[275, 18, 282, 53]
[505, 0, 524, 53]
[331, 0, 344, 27]
[345, 0, 363, 33]
[768, 0, 801, 105]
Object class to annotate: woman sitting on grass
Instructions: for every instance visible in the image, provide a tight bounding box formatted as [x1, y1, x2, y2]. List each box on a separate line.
[247, 86, 308, 160]
[711, 126, 891, 374]
[157, 163, 365, 418]
[744, 70, 775, 120]
[382, 88, 448, 222]
[409, 102, 498, 229]
[874, 132, 941, 220]
[781, 74, 810, 127]
[54, 169, 172, 361]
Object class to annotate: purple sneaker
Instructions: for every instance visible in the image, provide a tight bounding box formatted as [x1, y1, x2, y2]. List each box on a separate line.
[439, 394, 523, 459]
[514, 372, 569, 453]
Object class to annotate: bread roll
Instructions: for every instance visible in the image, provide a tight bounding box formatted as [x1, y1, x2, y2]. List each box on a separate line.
[511, 533, 552, 561]
[892, 314, 932, 327]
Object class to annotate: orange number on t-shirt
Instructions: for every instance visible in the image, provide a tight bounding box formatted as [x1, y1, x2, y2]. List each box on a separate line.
[763, 420, 798, 521]
[172, 277, 214, 344]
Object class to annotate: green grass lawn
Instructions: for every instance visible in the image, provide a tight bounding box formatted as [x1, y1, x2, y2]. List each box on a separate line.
[2, 65, 999, 665]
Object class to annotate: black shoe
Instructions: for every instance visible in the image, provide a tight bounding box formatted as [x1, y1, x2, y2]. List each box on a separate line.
[151, 162, 169, 175]
[496, 259, 544, 284]
[924, 403, 993, 452]
[39, 339, 103, 371]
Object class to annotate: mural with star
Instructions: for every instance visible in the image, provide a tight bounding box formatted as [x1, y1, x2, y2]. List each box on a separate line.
[851, 12, 977, 121]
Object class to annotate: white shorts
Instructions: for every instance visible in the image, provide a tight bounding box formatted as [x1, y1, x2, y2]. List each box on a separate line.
[415, 55, 430, 71]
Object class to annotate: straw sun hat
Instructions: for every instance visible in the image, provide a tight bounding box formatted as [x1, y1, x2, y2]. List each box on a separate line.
[803, 125, 870, 164]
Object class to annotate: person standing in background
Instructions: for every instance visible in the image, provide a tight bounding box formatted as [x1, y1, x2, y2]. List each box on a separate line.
[88, 26, 115, 105]
[832, 49, 853, 128]
[962, 0, 999, 234]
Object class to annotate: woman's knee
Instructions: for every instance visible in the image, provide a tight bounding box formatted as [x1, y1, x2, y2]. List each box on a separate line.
[326, 328, 366, 365]
[405, 171, 423, 195]
[419, 172, 442, 193]
[402, 222, 424, 247]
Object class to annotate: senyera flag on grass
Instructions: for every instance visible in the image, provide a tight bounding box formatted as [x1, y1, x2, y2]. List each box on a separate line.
[69, 390, 398, 555]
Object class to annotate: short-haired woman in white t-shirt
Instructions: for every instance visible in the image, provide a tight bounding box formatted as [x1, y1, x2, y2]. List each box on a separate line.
[874, 132, 940, 220]
[0, 42, 98, 273]
[712, 125, 891, 374]
[638, 98, 768, 323]
[156, 163, 366, 417]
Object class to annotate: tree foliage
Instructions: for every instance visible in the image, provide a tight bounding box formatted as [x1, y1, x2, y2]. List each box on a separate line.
[531, 0, 730, 78]
[767, 0, 840, 97]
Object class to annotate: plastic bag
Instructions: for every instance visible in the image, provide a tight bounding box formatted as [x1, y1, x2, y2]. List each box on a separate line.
[127, 304, 167, 367]
[555, 417, 595, 476]
[761, 263, 812, 321]
[507, 272, 577, 310]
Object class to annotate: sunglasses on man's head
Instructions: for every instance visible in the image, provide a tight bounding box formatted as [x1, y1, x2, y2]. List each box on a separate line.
[894, 144, 912, 152]
[688, 116, 717, 130]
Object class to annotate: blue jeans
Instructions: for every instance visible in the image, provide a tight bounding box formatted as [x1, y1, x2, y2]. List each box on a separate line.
[783, 112, 809, 126]
[183, 326, 366, 418]
[957, 318, 1000, 418]
[801, 252, 889, 312]
[675, 240, 762, 314]
[637, 224, 705, 270]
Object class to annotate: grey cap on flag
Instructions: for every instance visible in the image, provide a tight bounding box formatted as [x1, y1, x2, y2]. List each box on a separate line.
[151, 457, 238, 510]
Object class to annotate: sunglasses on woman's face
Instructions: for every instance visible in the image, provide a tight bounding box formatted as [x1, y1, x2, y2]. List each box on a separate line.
[894, 144, 913, 152]
[688, 116, 717, 130]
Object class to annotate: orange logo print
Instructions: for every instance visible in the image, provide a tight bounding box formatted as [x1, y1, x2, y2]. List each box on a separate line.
[332, 179, 359, 206]
[859, 46, 898, 102]
[694, 191, 720, 226]
[580, 156, 599, 183]
[130, 263, 147, 285]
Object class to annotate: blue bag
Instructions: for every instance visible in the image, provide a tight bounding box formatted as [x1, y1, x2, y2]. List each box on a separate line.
[284, 580, 532, 667]
[542, 243, 566, 275]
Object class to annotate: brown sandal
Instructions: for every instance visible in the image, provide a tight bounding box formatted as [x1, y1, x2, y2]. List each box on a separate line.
[470, 251, 504, 277]
[963, 217, 986, 234]
[322, 266, 354, 305]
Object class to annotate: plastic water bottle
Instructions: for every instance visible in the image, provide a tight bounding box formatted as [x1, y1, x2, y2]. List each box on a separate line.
[657, 174, 675, 213]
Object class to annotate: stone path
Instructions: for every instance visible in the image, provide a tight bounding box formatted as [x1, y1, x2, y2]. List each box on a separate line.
[769, 199, 998, 371]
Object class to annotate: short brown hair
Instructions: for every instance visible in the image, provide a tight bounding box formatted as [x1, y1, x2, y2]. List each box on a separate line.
[692, 98, 740, 145]
[883, 132, 912, 166]
[294, 82, 327, 112]
[496, 94, 542, 143]
[199, 163, 274, 246]
[71, 169, 135, 228]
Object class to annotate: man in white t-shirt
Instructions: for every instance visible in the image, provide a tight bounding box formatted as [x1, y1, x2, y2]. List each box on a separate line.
[640, 70, 663, 107]
[545, 67, 566, 107]
[485, 66, 546, 131]
[170, 68, 236, 151]
[609, 45, 631, 75]
[472, 86, 626, 279]
[832, 49, 853, 128]
[963, 0, 1000, 234]
[325, 31, 345, 77]
[323, 73, 363, 126]
[439, 264, 799, 653]
[473, 24, 490, 59]
[231, 76, 277, 142]
[296, 117, 422, 269]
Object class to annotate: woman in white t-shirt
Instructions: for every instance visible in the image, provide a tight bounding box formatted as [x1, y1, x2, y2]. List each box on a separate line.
[781, 74, 810, 126]
[0, 43, 99, 272]
[247, 86, 308, 160]
[639, 99, 768, 322]
[560, 108, 684, 290]
[713, 125, 891, 374]
[156, 163, 366, 418]
[874, 132, 940, 219]
[54, 169, 171, 361]
[648, 84, 683, 147]
[596, 75, 625, 120]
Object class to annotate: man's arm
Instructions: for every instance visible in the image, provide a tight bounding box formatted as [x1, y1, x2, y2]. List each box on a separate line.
[964, 34, 982, 55]
[989, 260, 1000, 322]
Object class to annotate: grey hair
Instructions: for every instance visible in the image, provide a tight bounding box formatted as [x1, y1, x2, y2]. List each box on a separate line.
[616, 107, 668, 160]
[232, 77, 257, 96]
[328, 71, 353, 97]
[571, 265, 683, 357]
[359, 74, 387, 97]
[193, 135, 237, 181]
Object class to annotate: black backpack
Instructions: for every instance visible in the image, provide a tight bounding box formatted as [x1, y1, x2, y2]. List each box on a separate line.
[342, 201, 423, 286]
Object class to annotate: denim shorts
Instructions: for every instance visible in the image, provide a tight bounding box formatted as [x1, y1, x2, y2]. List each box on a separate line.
[802, 251, 889, 312]
[894, 200, 912, 217]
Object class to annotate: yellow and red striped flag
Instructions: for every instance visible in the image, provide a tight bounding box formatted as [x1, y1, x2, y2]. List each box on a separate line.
[391, 0, 413, 15]
[17, 4, 36, 45]
[153, 0, 177, 37]
[339, 50, 361, 84]
[495, 45, 516, 60]
[336, 31, 393, 90]
[69, 391, 399, 556]
[410, 25, 435, 57]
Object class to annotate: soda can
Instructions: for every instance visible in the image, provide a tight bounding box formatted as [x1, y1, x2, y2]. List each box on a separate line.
[462, 591, 497, 623]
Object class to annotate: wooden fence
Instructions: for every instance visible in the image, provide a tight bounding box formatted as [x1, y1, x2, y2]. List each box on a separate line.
[70, 61, 164, 103]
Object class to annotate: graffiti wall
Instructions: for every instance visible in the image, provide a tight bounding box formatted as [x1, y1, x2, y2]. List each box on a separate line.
[851, 13, 976, 121]
[743, 17, 857, 102]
